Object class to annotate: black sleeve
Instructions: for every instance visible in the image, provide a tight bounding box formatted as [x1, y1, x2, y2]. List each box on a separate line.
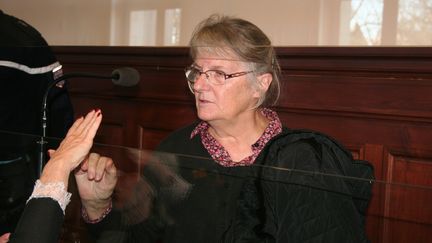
[85, 206, 164, 243]
[9, 198, 64, 243]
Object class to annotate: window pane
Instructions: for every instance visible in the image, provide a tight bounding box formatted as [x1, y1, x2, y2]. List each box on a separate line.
[397, 0, 432, 45]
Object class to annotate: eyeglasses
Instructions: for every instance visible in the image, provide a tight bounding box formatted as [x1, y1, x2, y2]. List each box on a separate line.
[184, 66, 254, 91]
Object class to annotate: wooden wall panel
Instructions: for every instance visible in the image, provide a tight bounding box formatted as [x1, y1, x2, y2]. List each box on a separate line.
[52, 46, 432, 243]
[387, 154, 432, 221]
[362, 144, 385, 243]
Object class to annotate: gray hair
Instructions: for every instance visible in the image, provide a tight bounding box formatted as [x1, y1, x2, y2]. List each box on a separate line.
[189, 14, 281, 107]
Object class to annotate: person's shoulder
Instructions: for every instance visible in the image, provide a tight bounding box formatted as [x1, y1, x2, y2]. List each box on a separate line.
[163, 122, 199, 141]
[270, 127, 352, 158]
[0, 10, 48, 46]
[261, 127, 358, 173]
[266, 127, 373, 178]
[156, 122, 200, 152]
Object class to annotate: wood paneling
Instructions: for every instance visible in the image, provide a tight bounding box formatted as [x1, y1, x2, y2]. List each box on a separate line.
[53, 46, 432, 243]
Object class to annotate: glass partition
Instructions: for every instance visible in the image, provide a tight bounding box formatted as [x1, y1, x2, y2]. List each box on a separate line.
[1, 130, 431, 242]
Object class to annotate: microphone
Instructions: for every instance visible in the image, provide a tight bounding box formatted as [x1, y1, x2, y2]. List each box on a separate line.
[111, 67, 140, 87]
[53, 67, 140, 87]
[43, 66, 140, 135]
[36, 67, 140, 177]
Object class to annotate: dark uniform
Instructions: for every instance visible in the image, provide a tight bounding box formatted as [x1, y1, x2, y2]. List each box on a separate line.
[0, 10, 74, 234]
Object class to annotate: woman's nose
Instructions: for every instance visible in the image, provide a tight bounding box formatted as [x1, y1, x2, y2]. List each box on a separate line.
[193, 72, 210, 92]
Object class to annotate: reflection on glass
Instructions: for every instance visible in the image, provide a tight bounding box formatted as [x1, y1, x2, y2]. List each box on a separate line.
[0, 129, 431, 242]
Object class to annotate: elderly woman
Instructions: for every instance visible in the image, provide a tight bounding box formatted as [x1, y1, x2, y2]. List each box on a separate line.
[79, 15, 372, 242]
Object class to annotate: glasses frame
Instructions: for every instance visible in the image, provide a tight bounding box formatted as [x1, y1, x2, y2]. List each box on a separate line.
[185, 66, 254, 93]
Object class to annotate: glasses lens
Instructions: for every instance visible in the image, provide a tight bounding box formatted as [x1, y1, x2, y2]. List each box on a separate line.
[207, 70, 226, 85]
[184, 67, 227, 85]
[185, 67, 198, 82]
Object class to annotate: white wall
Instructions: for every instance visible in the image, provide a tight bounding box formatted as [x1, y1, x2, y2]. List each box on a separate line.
[1, 0, 431, 46]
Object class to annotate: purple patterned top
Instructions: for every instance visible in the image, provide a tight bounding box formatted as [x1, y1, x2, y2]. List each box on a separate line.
[190, 108, 283, 167]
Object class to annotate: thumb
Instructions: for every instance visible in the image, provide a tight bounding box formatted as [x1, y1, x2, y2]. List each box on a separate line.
[74, 156, 89, 176]
[105, 159, 117, 182]
[0, 233, 10, 242]
[47, 149, 56, 158]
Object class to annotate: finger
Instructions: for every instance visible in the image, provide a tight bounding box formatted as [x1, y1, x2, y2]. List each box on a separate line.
[95, 156, 109, 181]
[75, 110, 97, 137]
[74, 154, 90, 174]
[47, 149, 56, 158]
[77, 109, 102, 145]
[104, 158, 118, 183]
[87, 152, 101, 180]
[84, 110, 102, 142]
[81, 109, 100, 137]
[80, 156, 89, 172]
[0, 232, 10, 242]
[106, 158, 117, 175]
[64, 110, 95, 140]
[70, 109, 97, 140]
[65, 116, 84, 137]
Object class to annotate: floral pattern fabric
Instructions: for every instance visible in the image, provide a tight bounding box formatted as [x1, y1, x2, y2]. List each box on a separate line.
[190, 108, 282, 167]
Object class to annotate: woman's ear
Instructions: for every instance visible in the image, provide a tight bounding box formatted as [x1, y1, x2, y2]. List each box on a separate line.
[257, 73, 272, 93]
[252, 73, 272, 99]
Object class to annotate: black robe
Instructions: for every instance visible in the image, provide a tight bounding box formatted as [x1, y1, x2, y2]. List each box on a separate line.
[87, 123, 374, 243]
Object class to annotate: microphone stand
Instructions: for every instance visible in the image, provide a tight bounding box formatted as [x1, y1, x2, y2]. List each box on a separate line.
[36, 72, 115, 178]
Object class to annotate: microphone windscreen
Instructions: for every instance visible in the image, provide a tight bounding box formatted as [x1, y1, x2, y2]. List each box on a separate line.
[112, 67, 140, 87]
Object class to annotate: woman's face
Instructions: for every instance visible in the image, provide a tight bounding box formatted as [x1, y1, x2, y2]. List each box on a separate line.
[191, 53, 260, 123]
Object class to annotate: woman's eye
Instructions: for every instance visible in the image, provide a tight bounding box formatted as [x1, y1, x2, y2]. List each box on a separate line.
[190, 69, 201, 77]
[213, 71, 226, 78]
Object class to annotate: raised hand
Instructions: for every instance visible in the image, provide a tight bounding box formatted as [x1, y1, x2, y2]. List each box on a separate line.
[41, 109, 102, 187]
